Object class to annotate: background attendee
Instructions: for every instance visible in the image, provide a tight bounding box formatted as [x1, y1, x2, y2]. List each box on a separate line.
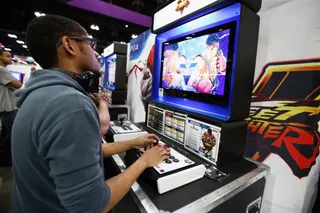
[11, 15, 167, 213]
[0, 49, 22, 167]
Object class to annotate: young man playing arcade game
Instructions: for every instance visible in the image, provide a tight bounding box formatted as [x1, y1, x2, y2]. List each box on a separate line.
[11, 15, 168, 213]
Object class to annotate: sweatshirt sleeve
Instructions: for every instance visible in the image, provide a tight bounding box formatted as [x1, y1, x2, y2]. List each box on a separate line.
[38, 109, 110, 213]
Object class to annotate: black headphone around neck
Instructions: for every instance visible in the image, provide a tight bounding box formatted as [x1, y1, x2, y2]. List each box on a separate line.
[76, 71, 100, 93]
[54, 68, 100, 93]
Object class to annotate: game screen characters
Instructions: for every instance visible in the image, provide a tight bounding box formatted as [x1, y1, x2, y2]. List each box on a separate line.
[161, 29, 230, 96]
[185, 118, 221, 163]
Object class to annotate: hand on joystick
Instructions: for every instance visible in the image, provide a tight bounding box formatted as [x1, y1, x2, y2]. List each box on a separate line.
[140, 146, 168, 168]
[131, 134, 160, 149]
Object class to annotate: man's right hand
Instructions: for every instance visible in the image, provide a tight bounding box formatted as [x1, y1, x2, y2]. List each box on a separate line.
[140, 146, 168, 168]
[102, 146, 168, 213]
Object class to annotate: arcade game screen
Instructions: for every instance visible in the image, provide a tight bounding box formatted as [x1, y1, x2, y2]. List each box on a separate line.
[107, 60, 116, 90]
[161, 28, 231, 97]
[10, 71, 23, 83]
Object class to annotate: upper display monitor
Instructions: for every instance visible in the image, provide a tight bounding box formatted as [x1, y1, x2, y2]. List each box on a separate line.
[108, 61, 116, 88]
[104, 54, 117, 91]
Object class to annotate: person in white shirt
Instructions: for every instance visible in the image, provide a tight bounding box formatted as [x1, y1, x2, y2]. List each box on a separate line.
[0, 49, 22, 166]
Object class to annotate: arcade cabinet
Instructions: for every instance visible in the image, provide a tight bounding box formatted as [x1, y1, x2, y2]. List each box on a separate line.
[102, 42, 130, 121]
[107, 0, 269, 212]
[10, 71, 24, 83]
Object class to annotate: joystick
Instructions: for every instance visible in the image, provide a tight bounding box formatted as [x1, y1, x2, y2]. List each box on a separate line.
[127, 140, 206, 194]
[115, 117, 133, 130]
[120, 117, 125, 125]
[144, 139, 160, 152]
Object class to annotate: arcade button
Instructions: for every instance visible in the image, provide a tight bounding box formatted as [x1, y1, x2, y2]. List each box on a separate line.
[169, 156, 175, 159]
[127, 125, 132, 130]
[165, 160, 172, 164]
[164, 143, 172, 148]
[173, 159, 179, 163]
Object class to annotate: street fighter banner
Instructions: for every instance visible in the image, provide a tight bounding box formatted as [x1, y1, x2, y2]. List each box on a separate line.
[127, 30, 156, 123]
[244, 0, 320, 213]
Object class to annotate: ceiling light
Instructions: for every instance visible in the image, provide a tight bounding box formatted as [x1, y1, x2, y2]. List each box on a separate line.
[22, 45, 28, 49]
[16, 40, 24, 44]
[35, 12, 46, 17]
[8, 34, 17, 38]
[131, 34, 138, 39]
[4, 48, 11, 51]
[125, 25, 128, 28]
[91, 25, 99, 31]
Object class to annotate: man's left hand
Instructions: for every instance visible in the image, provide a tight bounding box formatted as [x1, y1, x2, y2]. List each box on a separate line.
[131, 134, 160, 149]
[89, 93, 110, 108]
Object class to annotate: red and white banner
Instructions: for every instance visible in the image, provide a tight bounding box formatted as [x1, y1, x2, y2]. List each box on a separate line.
[127, 30, 156, 123]
[245, 0, 320, 213]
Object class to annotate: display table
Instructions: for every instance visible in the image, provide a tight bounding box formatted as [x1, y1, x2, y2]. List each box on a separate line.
[104, 126, 269, 213]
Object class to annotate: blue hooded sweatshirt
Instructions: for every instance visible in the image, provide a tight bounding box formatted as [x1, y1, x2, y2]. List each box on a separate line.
[11, 69, 110, 213]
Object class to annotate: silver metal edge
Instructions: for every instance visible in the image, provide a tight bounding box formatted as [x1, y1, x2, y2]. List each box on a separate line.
[173, 164, 269, 213]
[108, 104, 129, 108]
[244, 157, 271, 172]
[111, 154, 159, 213]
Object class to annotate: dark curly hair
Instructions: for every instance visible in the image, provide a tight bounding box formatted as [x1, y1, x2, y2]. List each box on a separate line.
[26, 14, 86, 69]
[0, 49, 9, 56]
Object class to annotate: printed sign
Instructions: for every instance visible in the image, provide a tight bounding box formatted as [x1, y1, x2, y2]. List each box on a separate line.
[185, 118, 221, 163]
[153, 0, 219, 31]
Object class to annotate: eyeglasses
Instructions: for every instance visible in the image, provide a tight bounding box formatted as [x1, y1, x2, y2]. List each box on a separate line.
[56, 36, 97, 50]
